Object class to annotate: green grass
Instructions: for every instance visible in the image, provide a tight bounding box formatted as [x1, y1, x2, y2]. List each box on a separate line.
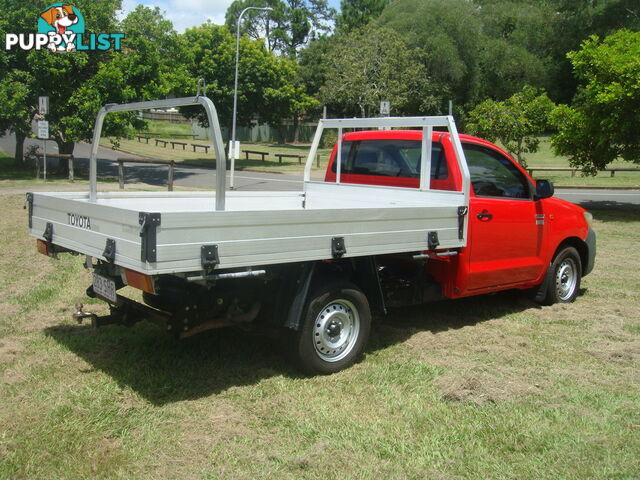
[513, 137, 640, 188]
[140, 120, 193, 137]
[0, 192, 638, 478]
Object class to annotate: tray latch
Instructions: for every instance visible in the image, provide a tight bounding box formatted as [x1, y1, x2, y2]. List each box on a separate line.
[201, 244, 220, 271]
[332, 237, 346, 259]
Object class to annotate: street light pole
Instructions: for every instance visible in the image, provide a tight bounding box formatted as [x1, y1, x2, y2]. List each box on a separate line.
[230, 5, 273, 190]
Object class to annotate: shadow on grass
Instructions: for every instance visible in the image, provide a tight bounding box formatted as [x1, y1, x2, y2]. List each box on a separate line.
[45, 289, 539, 406]
[583, 203, 640, 223]
[183, 158, 302, 170]
[0, 156, 41, 181]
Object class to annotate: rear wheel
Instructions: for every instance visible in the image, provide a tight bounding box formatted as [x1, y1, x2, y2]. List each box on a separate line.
[289, 281, 371, 375]
[537, 246, 582, 305]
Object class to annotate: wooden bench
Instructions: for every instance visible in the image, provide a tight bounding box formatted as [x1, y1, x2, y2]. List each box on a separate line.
[172, 133, 198, 139]
[155, 139, 168, 148]
[275, 153, 304, 164]
[527, 167, 578, 177]
[143, 133, 198, 139]
[191, 143, 210, 154]
[603, 168, 640, 177]
[244, 150, 269, 161]
[528, 167, 640, 178]
[136, 135, 150, 144]
[170, 141, 187, 150]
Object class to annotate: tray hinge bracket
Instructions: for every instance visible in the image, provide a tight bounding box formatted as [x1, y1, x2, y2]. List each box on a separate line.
[43, 222, 53, 244]
[201, 245, 220, 271]
[457, 206, 468, 240]
[428, 231, 440, 250]
[103, 238, 116, 263]
[332, 237, 346, 259]
[139, 212, 161, 263]
[26, 193, 34, 228]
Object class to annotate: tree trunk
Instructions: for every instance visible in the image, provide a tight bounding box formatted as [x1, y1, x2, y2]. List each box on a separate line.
[14, 132, 26, 165]
[56, 140, 75, 175]
[292, 115, 300, 144]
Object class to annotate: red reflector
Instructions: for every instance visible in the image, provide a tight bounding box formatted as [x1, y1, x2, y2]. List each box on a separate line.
[36, 239, 50, 256]
[124, 269, 155, 294]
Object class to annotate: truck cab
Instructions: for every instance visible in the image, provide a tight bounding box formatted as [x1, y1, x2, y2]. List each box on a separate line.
[324, 129, 596, 304]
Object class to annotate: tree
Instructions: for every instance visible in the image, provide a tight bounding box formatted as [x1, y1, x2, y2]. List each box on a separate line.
[336, 0, 390, 32]
[543, 0, 640, 103]
[376, 0, 484, 111]
[467, 86, 555, 166]
[225, 0, 280, 52]
[318, 27, 436, 117]
[181, 23, 317, 141]
[550, 30, 640, 173]
[0, 0, 169, 161]
[225, 0, 335, 58]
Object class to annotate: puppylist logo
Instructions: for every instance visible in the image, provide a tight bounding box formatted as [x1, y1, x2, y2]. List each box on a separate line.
[4, 3, 124, 53]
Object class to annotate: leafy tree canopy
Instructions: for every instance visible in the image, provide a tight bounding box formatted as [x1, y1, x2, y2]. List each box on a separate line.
[225, 0, 335, 58]
[467, 85, 555, 166]
[318, 26, 437, 117]
[336, 0, 390, 32]
[550, 30, 640, 173]
[0, 0, 125, 159]
[181, 23, 316, 130]
[376, 0, 483, 111]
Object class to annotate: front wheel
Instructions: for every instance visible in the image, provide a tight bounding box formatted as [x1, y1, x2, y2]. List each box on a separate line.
[537, 246, 582, 305]
[289, 281, 371, 375]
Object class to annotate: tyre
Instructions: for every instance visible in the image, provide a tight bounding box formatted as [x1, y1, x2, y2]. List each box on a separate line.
[289, 281, 371, 375]
[538, 246, 582, 305]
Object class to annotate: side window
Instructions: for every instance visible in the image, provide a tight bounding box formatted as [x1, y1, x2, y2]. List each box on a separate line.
[332, 139, 447, 180]
[462, 143, 530, 199]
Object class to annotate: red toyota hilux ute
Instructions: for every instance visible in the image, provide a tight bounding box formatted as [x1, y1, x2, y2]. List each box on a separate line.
[324, 129, 596, 305]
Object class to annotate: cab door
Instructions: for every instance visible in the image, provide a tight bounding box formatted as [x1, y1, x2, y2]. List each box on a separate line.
[462, 143, 545, 292]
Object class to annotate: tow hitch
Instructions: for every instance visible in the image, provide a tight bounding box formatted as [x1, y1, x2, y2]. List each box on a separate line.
[72, 303, 98, 325]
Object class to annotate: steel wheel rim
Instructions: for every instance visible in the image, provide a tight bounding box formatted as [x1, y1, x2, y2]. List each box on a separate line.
[556, 258, 577, 301]
[313, 299, 360, 362]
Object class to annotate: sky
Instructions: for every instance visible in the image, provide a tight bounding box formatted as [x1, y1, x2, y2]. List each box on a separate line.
[120, 0, 342, 33]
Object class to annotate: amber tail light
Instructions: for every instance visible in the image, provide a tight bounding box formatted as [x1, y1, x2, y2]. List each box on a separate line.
[36, 239, 51, 256]
[124, 269, 155, 294]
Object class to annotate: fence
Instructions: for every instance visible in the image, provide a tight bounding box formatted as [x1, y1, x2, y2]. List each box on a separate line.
[527, 167, 640, 178]
[116, 158, 175, 191]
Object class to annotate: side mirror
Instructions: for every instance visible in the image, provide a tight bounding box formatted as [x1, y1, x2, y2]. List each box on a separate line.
[535, 179, 554, 200]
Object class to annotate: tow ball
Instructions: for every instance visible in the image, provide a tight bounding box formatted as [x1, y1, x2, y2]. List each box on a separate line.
[72, 303, 98, 325]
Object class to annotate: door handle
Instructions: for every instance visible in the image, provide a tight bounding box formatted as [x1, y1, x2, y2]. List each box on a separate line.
[476, 211, 493, 220]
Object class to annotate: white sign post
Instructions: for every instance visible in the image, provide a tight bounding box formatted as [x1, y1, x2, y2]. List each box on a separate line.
[229, 140, 240, 190]
[37, 120, 49, 182]
[380, 100, 390, 116]
[39, 96, 49, 115]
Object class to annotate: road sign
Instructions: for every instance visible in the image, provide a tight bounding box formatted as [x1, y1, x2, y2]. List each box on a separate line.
[39, 96, 49, 115]
[380, 100, 390, 116]
[37, 120, 49, 139]
[228, 141, 240, 160]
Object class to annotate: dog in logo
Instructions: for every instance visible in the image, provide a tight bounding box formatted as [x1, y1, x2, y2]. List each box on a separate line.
[40, 4, 78, 52]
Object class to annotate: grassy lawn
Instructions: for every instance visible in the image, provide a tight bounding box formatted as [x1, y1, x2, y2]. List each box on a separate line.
[0, 191, 638, 478]
[521, 137, 640, 188]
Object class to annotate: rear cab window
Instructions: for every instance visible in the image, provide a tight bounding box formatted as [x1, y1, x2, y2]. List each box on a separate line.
[330, 139, 451, 189]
